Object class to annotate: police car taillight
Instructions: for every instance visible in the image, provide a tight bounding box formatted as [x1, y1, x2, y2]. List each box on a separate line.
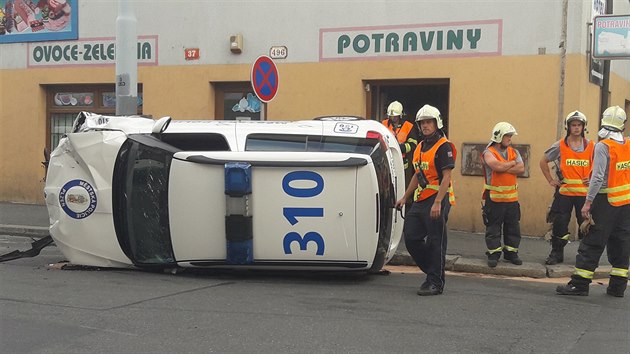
[366, 130, 387, 151]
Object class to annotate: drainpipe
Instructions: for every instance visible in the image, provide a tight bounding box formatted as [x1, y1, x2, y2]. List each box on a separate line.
[116, 0, 138, 116]
[599, 0, 613, 120]
[556, 0, 568, 140]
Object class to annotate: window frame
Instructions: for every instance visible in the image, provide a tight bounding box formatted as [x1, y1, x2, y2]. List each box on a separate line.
[45, 84, 143, 151]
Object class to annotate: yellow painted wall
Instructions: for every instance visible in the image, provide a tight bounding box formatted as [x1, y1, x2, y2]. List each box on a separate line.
[2, 53, 629, 237]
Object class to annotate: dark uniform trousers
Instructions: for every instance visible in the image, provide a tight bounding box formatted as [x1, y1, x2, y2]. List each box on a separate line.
[484, 197, 521, 258]
[570, 194, 630, 292]
[403, 194, 450, 290]
[550, 189, 587, 249]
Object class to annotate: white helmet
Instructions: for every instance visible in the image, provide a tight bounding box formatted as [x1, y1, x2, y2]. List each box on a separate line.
[387, 101, 403, 117]
[601, 106, 627, 132]
[490, 122, 517, 143]
[415, 104, 443, 129]
[565, 111, 587, 127]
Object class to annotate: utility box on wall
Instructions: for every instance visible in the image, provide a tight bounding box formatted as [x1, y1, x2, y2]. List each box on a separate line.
[230, 34, 243, 54]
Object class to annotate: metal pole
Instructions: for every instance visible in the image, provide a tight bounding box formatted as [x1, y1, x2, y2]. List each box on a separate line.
[556, 0, 568, 140]
[599, 0, 613, 121]
[116, 0, 138, 116]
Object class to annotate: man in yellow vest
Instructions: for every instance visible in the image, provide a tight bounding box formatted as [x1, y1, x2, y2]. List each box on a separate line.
[557, 106, 629, 297]
[396, 104, 455, 296]
[539, 111, 594, 265]
[383, 101, 419, 203]
[481, 122, 525, 267]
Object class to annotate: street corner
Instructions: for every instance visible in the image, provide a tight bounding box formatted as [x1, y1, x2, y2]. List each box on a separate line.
[388, 251, 459, 270]
[546, 264, 613, 279]
[452, 257, 547, 278]
[545, 264, 574, 278]
[388, 250, 413, 266]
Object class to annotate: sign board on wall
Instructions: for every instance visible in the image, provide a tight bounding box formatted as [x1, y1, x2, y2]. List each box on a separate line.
[0, 0, 78, 43]
[27, 35, 158, 67]
[592, 15, 630, 59]
[319, 19, 502, 61]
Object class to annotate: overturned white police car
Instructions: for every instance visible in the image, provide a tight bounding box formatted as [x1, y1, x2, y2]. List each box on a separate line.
[44, 112, 405, 272]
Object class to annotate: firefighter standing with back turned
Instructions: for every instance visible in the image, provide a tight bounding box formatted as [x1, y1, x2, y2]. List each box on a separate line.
[383, 101, 419, 211]
[481, 122, 525, 267]
[396, 104, 455, 296]
[557, 106, 630, 297]
[539, 111, 594, 265]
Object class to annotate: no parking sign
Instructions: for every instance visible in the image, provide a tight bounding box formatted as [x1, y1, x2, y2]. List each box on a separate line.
[251, 55, 279, 103]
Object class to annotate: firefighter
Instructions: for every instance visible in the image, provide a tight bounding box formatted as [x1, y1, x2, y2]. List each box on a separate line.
[557, 106, 629, 297]
[395, 104, 455, 296]
[481, 122, 525, 267]
[383, 101, 419, 202]
[540, 111, 594, 265]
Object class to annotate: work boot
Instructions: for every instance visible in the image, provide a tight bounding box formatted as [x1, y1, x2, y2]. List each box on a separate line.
[417, 283, 443, 296]
[503, 251, 523, 265]
[545, 249, 564, 265]
[486, 252, 500, 268]
[606, 287, 625, 298]
[556, 283, 589, 296]
[606, 277, 627, 298]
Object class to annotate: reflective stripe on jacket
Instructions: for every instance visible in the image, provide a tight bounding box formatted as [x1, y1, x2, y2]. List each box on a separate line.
[483, 145, 518, 202]
[412, 136, 456, 205]
[599, 138, 630, 206]
[559, 139, 594, 196]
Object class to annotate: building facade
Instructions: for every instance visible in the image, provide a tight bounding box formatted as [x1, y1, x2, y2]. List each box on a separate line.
[1, 0, 629, 236]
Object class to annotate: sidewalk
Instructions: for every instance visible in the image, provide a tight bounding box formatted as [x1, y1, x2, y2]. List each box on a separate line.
[0, 202, 612, 279]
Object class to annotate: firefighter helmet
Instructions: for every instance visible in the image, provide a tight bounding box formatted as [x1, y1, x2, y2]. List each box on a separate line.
[387, 101, 403, 117]
[490, 122, 517, 143]
[601, 106, 627, 132]
[565, 111, 587, 127]
[415, 104, 443, 129]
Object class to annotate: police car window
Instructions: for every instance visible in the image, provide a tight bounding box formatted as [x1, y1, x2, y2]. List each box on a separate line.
[160, 133, 230, 151]
[319, 136, 376, 155]
[112, 140, 175, 266]
[246, 134, 377, 154]
[246, 134, 308, 151]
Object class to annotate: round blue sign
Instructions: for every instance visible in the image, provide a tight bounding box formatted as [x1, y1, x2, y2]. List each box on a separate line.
[251, 55, 279, 103]
[59, 179, 98, 219]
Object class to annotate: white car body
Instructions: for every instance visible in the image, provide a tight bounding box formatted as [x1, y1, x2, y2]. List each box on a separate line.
[45, 113, 405, 271]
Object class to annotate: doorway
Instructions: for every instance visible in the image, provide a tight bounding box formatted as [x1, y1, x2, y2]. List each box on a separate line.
[366, 79, 450, 135]
[213, 82, 266, 120]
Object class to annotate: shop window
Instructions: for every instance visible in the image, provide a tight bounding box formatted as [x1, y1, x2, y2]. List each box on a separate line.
[213, 82, 265, 120]
[46, 85, 142, 151]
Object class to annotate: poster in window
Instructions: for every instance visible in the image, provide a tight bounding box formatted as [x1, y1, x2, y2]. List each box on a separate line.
[0, 0, 78, 43]
[461, 143, 530, 178]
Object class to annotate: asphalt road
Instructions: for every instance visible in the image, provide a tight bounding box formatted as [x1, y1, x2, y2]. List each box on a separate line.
[1, 236, 628, 354]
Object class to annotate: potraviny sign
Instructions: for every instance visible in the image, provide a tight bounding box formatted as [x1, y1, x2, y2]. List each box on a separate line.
[27, 35, 158, 67]
[592, 15, 630, 59]
[319, 19, 501, 61]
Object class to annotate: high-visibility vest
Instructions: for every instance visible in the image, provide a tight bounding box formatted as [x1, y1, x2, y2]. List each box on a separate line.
[412, 136, 456, 205]
[599, 139, 630, 206]
[383, 119, 415, 167]
[558, 139, 594, 197]
[483, 145, 518, 202]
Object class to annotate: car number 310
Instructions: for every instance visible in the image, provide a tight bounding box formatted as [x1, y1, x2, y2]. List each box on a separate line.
[282, 171, 325, 256]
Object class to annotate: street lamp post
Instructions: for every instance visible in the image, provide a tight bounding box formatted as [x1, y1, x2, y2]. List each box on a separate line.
[115, 0, 138, 116]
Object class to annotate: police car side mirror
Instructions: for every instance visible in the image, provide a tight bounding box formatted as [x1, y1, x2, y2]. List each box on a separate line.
[152, 116, 171, 136]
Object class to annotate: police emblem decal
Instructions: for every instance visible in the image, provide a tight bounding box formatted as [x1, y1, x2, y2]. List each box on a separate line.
[59, 179, 98, 219]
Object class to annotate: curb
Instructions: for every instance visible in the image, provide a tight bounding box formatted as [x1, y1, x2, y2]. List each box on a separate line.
[390, 250, 612, 279]
[0, 224, 49, 238]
